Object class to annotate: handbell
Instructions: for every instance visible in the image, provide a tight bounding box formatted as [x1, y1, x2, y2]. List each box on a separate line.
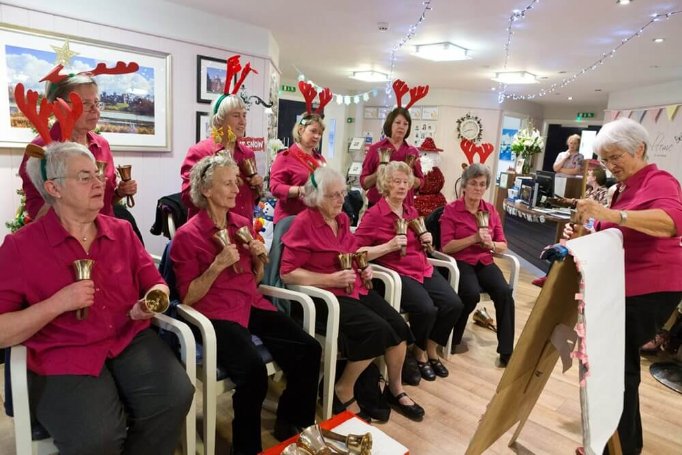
[338, 253, 355, 295]
[353, 251, 373, 291]
[408, 217, 434, 254]
[116, 164, 135, 208]
[321, 428, 372, 455]
[473, 307, 497, 332]
[394, 219, 408, 257]
[141, 289, 170, 314]
[95, 161, 107, 179]
[378, 147, 392, 165]
[239, 157, 258, 178]
[404, 154, 417, 168]
[72, 259, 95, 320]
[297, 425, 334, 455]
[234, 226, 269, 264]
[213, 229, 243, 274]
[475, 210, 490, 229]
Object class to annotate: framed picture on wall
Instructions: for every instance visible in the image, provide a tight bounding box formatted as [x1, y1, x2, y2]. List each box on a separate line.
[197, 54, 237, 104]
[409, 106, 422, 120]
[0, 25, 171, 151]
[422, 106, 439, 121]
[363, 107, 378, 119]
[196, 111, 210, 143]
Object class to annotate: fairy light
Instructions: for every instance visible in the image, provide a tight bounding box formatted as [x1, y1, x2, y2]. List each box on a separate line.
[498, 9, 682, 103]
[292, 70, 379, 105]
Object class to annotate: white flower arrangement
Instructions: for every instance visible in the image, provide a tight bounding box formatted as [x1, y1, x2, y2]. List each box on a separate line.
[267, 138, 285, 162]
[511, 127, 544, 160]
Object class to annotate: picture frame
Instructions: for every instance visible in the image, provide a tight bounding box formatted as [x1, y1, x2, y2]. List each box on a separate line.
[195, 111, 210, 143]
[422, 106, 439, 121]
[197, 54, 236, 104]
[363, 107, 378, 119]
[1, 25, 171, 151]
[409, 106, 422, 121]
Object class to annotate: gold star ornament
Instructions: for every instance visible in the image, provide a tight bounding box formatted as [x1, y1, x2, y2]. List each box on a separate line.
[51, 41, 79, 66]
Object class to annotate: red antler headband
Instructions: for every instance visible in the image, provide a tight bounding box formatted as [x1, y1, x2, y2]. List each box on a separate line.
[392, 79, 429, 109]
[40, 61, 139, 99]
[214, 55, 259, 114]
[298, 81, 332, 115]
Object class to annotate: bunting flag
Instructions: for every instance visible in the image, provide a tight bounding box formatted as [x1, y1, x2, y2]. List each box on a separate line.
[634, 110, 646, 124]
[666, 104, 680, 122]
[613, 111, 621, 120]
[653, 108, 663, 123]
[624, 110, 632, 119]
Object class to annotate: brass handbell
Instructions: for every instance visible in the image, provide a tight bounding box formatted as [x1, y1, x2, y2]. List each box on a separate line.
[569, 208, 585, 238]
[338, 253, 355, 295]
[404, 154, 417, 168]
[394, 219, 408, 257]
[378, 147, 392, 165]
[239, 157, 258, 178]
[234, 226, 269, 264]
[72, 259, 94, 320]
[475, 210, 490, 229]
[321, 428, 372, 455]
[297, 425, 334, 454]
[408, 217, 434, 254]
[473, 307, 497, 332]
[95, 160, 107, 179]
[116, 165, 135, 208]
[353, 251, 373, 290]
[213, 229, 243, 274]
[141, 289, 169, 314]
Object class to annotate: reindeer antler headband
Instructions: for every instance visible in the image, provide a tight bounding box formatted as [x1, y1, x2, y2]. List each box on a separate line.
[213, 55, 259, 115]
[298, 81, 332, 118]
[41, 61, 140, 99]
[392, 79, 429, 109]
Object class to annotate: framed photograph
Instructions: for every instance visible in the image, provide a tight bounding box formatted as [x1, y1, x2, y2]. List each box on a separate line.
[197, 54, 237, 104]
[409, 106, 422, 121]
[195, 111, 210, 143]
[422, 106, 439, 121]
[1, 25, 171, 151]
[363, 107, 378, 119]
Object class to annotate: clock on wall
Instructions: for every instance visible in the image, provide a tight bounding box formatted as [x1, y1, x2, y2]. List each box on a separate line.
[456, 113, 483, 143]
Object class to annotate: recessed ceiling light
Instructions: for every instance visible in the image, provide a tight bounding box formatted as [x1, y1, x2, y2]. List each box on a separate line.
[595, 89, 603, 92]
[568, 96, 573, 101]
[492, 71, 538, 84]
[653, 38, 665, 43]
[350, 71, 389, 82]
[558, 70, 568, 74]
[413, 42, 471, 61]
[616, 0, 632, 5]
[490, 87, 497, 91]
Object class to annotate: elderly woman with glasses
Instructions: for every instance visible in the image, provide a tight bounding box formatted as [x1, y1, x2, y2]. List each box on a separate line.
[0, 142, 194, 454]
[440, 163, 515, 367]
[354, 161, 464, 382]
[18, 73, 136, 220]
[171, 155, 321, 454]
[281, 166, 425, 422]
[269, 113, 327, 224]
[181, 94, 263, 221]
[553, 133, 584, 176]
[569, 118, 682, 455]
[360, 107, 423, 208]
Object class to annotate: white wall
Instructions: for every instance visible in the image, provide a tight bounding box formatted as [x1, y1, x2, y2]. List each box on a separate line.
[607, 80, 682, 110]
[0, 2, 279, 256]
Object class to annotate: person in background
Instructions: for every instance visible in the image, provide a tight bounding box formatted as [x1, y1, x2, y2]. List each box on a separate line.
[172, 155, 320, 454]
[0, 142, 193, 454]
[553, 133, 584, 175]
[440, 163, 515, 367]
[569, 118, 682, 455]
[354, 161, 463, 383]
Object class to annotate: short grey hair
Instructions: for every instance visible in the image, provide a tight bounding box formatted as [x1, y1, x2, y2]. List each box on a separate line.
[292, 114, 326, 144]
[26, 142, 94, 205]
[45, 74, 97, 102]
[376, 161, 414, 197]
[302, 166, 345, 208]
[593, 118, 649, 161]
[209, 95, 248, 132]
[567, 134, 581, 146]
[189, 153, 238, 209]
[460, 163, 492, 190]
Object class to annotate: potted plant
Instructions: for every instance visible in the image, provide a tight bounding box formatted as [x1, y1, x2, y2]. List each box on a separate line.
[511, 126, 544, 175]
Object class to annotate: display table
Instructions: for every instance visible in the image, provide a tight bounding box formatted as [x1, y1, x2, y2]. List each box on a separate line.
[261, 411, 409, 454]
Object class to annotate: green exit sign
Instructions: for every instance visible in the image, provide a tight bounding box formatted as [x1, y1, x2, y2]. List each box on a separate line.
[576, 112, 595, 119]
[281, 84, 296, 93]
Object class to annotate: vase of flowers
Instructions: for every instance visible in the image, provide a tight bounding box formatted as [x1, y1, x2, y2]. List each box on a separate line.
[511, 126, 544, 175]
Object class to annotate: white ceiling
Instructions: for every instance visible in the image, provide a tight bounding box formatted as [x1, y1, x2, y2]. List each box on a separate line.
[170, 0, 682, 108]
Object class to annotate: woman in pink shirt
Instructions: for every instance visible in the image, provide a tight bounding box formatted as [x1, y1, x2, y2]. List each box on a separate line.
[355, 161, 463, 382]
[572, 118, 682, 455]
[1, 142, 193, 454]
[281, 167, 425, 423]
[269, 113, 326, 223]
[440, 163, 515, 367]
[172, 155, 321, 453]
[360, 107, 423, 207]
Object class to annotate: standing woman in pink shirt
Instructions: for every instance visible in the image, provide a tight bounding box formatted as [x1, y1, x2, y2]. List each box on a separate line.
[440, 163, 515, 367]
[571, 118, 682, 455]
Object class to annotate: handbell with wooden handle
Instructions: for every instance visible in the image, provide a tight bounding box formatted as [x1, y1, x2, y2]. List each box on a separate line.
[321, 428, 372, 455]
[378, 147, 392, 165]
[72, 259, 94, 320]
[234, 226, 269, 264]
[353, 251, 373, 290]
[407, 216, 434, 254]
[141, 289, 170, 314]
[213, 229, 243, 274]
[473, 307, 497, 332]
[116, 164, 135, 208]
[394, 219, 408, 257]
[338, 253, 355, 295]
[297, 425, 334, 454]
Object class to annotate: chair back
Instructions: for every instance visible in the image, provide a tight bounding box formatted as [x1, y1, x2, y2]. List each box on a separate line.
[263, 215, 296, 313]
[425, 205, 445, 250]
[150, 193, 187, 239]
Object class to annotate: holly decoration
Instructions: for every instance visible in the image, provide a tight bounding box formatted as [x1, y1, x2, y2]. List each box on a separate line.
[5, 189, 32, 233]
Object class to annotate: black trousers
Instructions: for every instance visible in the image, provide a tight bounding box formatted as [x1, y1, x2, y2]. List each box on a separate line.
[29, 329, 194, 455]
[210, 307, 321, 455]
[615, 292, 681, 455]
[400, 273, 464, 350]
[454, 260, 515, 355]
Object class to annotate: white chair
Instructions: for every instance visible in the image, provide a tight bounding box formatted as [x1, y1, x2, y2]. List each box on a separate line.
[176, 285, 316, 455]
[7, 313, 197, 455]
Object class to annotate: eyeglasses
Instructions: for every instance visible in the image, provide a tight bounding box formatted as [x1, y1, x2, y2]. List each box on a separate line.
[599, 151, 627, 166]
[324, 190, 347, 200]
[81, 100, 105, 111]
[51, 171, 105, 184]
[466, 181, 488, 188]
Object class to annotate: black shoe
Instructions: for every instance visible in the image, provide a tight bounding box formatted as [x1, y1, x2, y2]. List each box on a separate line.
[273, 419, 303, 442]
[498, 353, 511, 368]
[332, 392, 357, 415]
[383, 389, 425, 422]
[401, 354, 421, 386]
[428, 358, 449, 378]
[416, 360, 436, 381]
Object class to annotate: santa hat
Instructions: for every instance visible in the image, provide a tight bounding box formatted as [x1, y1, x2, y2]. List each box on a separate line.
[418, 137, 443, 152]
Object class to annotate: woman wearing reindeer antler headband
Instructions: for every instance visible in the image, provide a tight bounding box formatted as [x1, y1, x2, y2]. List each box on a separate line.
[181, 55, 264, 221]
[360, 80, 427, 208]
[18, 62, 139, 220]
[269, 81, 331, 224]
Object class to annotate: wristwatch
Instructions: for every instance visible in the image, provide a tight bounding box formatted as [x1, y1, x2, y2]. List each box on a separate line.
[618, 210, 628, 225]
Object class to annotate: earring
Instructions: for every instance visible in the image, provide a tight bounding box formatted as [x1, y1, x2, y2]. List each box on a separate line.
[211, 126, 223, 144]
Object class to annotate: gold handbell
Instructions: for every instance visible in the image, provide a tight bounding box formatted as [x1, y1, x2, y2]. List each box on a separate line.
[321, 428, 372, 455]
[353, 251, 373, 291]
[394, 219, 408, 257]
[473, 307, 497, 333]
[213, 229, 243, 274]
[281, 443, 302, 455]
[234, 226, 269, 264]
[95, 161, 107, 179]
[404, 154, 417, 168]
[475, 210, 490, 229]
[378, 147, 392, 165]
[408, 217, 434, 254]
[142, 289, 170, 314]
[297, 425, 334, 454]
[240, 157, 258, 178]
[72, 259, 95, 320]
[116, 164, 135, 208]
[569, 208, 585, 238]
[338, 253, 355, 295]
